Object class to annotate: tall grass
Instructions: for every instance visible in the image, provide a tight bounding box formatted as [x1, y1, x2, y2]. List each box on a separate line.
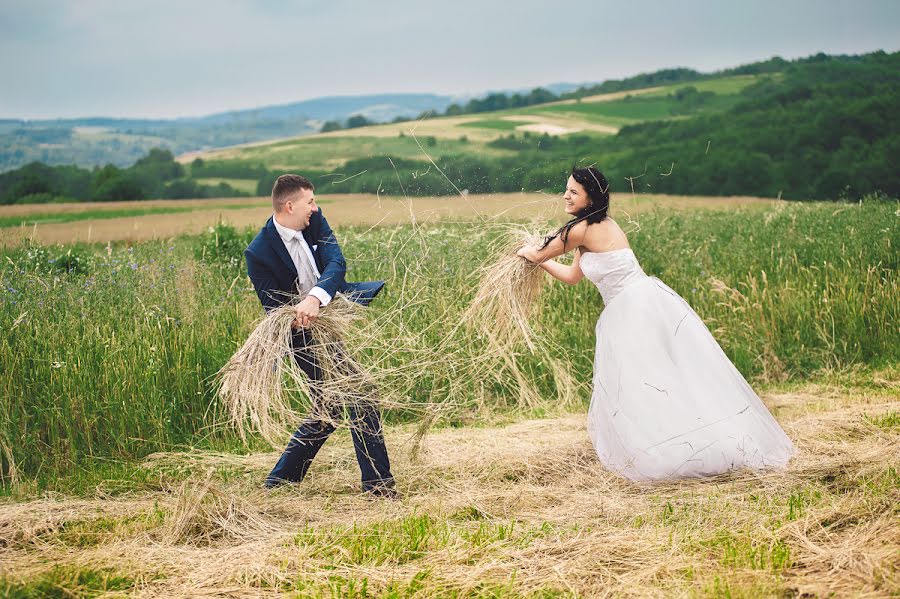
[0, 199, 896, 487]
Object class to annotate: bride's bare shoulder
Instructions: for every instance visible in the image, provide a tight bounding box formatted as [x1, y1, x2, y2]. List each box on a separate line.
[583, 218, 630, 253]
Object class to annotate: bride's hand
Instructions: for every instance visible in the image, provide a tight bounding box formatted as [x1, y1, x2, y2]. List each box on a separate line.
[517, 245, 539, 262]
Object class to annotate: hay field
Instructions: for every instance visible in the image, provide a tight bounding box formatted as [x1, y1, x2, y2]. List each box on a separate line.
[1, 381, 897, 597]
[0, 193, 781, 247]
[1, 198, 895, 597]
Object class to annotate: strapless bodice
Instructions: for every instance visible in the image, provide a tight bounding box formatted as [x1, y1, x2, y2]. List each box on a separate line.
[580, 248, 648, 304]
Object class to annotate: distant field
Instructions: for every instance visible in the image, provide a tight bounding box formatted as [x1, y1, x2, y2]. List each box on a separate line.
[196, 133, 514, 171]
[458, 118, 528, 131]
[0, 201, 261, 229]
[0, 193, 782, 247]
[193, 177, 259, 194]
[181, 74, 766, 170]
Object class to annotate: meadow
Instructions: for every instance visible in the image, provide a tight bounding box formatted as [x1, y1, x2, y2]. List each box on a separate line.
[0, 196, 897, 596]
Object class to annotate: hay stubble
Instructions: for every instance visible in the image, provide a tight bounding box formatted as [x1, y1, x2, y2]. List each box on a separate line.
[1, 386, 897, 597]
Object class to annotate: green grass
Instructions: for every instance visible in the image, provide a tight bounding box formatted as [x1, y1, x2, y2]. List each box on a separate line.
[639, 74, 766, 97]
[526, 89, 741, 124]
[532, 97, 677, 122]
[495, 74, 763, 127]
[863, 410, 899, 430]
[53, 508, 167, 548]
[0, 202, 263, 229]
[459, 119, 530, 131]
[292, 515, 553, 568]
[0, 200, 896, 487]
[703, 531, 793, 572]
[289, 573, 569, 598]
[0, 567, 142, 598]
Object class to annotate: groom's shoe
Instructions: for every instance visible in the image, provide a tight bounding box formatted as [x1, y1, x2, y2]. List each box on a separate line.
[362, 478, 399, 499]
[263, 475, 298, 490]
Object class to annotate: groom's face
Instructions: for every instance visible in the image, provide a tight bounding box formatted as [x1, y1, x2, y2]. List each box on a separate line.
[285, 188, 318, 230]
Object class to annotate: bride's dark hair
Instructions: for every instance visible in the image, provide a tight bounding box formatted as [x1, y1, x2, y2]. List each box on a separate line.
[540, 165, 610, 249]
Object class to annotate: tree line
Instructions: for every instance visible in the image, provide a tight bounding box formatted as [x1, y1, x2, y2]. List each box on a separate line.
[0, 149, 249, 204]
[307, 51, 899, 200]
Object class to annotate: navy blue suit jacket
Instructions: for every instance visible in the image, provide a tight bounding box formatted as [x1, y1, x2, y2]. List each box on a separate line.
[245, 210, 384, 313]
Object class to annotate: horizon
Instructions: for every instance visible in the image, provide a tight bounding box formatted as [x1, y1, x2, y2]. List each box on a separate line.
[2, 48, 897, 123]
[2, 0, 898, 121]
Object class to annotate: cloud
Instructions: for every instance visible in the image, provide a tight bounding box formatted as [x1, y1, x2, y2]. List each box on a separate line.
[1, 0, 897, 118]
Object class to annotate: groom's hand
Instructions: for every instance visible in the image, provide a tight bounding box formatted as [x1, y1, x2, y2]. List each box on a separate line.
[293, 296, 321, 328]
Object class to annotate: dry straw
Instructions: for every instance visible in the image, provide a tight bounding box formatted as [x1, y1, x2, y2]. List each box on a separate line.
[463, 228, 546, 352]
[215, 294, 372, 448]
[158, 470, 278, 545]
[1, 395, 896, 596]
[215, 227, 555, 447]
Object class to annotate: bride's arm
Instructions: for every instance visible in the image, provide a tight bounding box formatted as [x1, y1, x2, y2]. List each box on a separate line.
[518, 221, 587, 263]
[516, 221, 587, 285]
[536, 249, 584, 285]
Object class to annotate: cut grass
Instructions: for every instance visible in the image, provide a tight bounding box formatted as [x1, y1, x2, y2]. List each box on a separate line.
[0, 384, 896, 597]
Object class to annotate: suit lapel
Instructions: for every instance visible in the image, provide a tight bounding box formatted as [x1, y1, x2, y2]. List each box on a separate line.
[265, 217, 298, 277]
[302, 215, 322, 272]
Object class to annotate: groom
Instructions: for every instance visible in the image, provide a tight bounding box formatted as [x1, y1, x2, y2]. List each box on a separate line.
[244, 174, 396, 496]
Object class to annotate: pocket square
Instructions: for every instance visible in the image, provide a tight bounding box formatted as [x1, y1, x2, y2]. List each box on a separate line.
[312, 244, 318, 251]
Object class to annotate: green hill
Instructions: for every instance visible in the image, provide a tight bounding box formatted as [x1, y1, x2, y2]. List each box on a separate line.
[186, 51, 898, 200]
[2, 51, 897, 203]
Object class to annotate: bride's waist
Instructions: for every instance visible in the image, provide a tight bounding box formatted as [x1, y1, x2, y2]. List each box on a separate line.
[598, 271, 650, 304]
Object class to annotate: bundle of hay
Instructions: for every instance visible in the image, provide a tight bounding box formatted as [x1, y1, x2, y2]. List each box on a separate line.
[463, 229, 546, 352]
[215, 294, 372, 448]
[159, 470, 278, 545]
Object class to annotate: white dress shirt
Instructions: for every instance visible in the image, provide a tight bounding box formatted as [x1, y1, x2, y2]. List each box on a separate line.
[272, 214, 332, 306]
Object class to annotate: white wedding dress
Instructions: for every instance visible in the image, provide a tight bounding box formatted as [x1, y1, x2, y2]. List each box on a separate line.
[581, 249, 794, 482]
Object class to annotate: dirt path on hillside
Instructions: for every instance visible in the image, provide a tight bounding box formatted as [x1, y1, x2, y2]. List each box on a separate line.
[1, 384, 897, 597]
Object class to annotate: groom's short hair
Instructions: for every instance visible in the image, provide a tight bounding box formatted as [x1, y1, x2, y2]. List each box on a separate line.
[272, 174, 315, 212]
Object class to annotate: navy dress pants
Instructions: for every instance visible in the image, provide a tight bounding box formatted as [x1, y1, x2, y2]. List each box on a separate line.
[265, 329, 394, 491]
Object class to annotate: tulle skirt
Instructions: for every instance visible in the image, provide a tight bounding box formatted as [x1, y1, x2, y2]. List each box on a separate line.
[587, 277, 794, 482]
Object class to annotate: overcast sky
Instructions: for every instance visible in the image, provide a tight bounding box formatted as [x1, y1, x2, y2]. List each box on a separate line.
[2, 0, 898, 120]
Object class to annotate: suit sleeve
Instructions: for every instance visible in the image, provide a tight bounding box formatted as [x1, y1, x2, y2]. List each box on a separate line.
[245, 246, 287, 313]
[313, 213, 347, 299]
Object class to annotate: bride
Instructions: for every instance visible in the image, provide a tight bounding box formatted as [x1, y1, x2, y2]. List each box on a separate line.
[517, 166, 794, 482]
